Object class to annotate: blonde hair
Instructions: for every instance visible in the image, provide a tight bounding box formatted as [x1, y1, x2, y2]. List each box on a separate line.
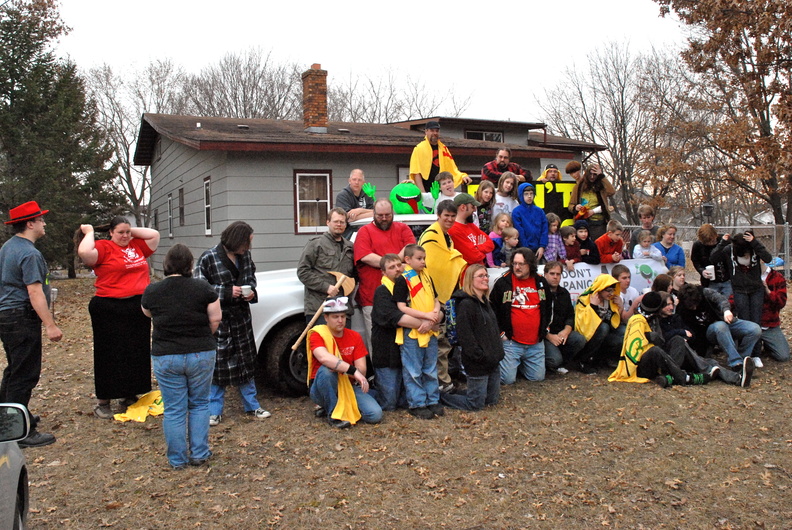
[462, 264, 488, 299]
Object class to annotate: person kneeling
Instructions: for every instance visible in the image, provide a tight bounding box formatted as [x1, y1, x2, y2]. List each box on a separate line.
[308, 298, 382, 429]
[441, 265, 504, 411]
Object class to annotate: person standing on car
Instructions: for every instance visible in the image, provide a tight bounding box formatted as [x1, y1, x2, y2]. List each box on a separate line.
[194, 221, 271, 427]
[297, 207, 355, 325]
[0, 201, 62, 448]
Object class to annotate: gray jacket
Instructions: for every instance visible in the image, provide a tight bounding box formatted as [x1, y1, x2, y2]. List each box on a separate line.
[297, 231, 355, 315]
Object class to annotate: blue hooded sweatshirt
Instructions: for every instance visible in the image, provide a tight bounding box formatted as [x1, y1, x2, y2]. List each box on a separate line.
[512, 182, 548, 252]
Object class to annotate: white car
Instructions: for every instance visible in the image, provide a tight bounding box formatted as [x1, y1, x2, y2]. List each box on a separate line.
[0, 403, 31, 529]
[250, 214, 437, 395]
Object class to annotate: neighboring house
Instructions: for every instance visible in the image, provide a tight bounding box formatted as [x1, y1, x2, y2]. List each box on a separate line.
[133, 63, 607, 274]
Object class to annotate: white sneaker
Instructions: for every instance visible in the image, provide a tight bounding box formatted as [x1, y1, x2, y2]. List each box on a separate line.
[556, 367, 570, 374]
[209, 415, 222, 426]
[247, 408, 271, 419]
[752, 357, 764, 368]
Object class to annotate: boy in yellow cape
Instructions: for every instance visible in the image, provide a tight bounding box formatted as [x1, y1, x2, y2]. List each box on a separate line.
[393, 244, 444, 420]
[573, 274, 625, 373]
[307, 297, 382, 429]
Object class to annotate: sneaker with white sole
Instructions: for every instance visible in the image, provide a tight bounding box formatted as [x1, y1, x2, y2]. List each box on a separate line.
[752, 357, 764, 368]
[209, 415, 222, 426]
[556, 367, 569, 375]
[741, 357, 755, 388]
[247, 408, 271, 419]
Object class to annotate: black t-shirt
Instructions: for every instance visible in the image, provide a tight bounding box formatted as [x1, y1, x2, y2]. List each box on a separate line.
[141, 276, 219, 356]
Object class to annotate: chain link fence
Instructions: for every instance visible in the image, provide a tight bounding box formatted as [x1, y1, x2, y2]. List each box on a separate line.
[623, 224, 790, 281]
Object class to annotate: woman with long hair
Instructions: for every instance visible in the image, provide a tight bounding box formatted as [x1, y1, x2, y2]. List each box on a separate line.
[78, 217, 160, 419]
[194, 221, 271, 426]
[440, 264, 504, 411]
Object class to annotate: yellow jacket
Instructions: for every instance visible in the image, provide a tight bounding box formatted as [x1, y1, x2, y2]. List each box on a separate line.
[574, 274, 621, 341]
[409, 138, 468, 188]
[608, 314, 652, 383]
[417, 221, 466, 303]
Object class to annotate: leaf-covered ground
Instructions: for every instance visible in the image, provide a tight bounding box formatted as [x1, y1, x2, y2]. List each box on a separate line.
[14, 278, 792, 528]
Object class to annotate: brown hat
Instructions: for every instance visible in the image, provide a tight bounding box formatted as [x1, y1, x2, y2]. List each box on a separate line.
[5, 201, 49, 225]
[565, 160, 582, 174]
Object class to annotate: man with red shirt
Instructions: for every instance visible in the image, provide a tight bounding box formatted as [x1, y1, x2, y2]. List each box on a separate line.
[308, 297, 382, 429]
[354, 199, 415, 348]
[448, 194, 495, 267]
[489, 247, 551, 383]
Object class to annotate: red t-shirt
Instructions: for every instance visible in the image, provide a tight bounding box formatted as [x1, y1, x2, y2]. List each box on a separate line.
[93, 238, 154, 298]
[510, 276, 541, 345]
[595, 233, 624, 263]
[309, 328, 368, 380]
[354, 221, 415, 306]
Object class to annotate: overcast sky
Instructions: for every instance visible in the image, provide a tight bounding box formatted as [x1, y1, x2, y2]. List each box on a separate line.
[55, 0, 687, 123]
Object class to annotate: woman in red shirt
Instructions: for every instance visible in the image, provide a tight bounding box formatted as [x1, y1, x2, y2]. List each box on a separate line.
[78, 217, 160, 419]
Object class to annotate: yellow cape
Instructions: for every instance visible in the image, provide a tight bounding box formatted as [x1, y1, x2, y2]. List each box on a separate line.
[608, 314, 652, 383]
[409, 138, 467, 188]
[417, 221, 466, 303]
[575, 274, 622, 341]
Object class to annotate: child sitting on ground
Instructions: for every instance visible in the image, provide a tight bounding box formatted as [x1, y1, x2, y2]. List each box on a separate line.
[544, 212, 567, 263]
[633, 230, 664, 261]
[487, 212, 512, 267]
[561, 225, 580, 271]
[493, 227, 519, 267]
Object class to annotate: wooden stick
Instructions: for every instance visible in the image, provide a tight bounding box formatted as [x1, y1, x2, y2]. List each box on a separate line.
[291, 274, 348, 351]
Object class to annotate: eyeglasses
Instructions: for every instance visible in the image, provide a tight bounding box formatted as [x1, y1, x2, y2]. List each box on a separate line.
[473, 273, 489, 279]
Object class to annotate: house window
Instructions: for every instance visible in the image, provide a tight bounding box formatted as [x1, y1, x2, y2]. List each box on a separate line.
[167, 193, 173, 238]
[294, 170, 332, 234]
[178, 188, 185, 226]
[203, 177, 211, 235]
[466, 130, 503, 142]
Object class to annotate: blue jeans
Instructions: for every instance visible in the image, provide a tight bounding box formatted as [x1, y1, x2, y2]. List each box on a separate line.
[544, 330, 586, 371]
[400, 335, 440, 408]
[500, 339, 545, 384]
[708, 281, 733, 298]
[706, 319, 761, 367]
[209, 379, 260, 416]
[310, 366, 382, 423]
[761, 326, 791, 362]
[373, 367, 407, 411]
[152, 350, 215, 468]
[440, 369, 500, 411]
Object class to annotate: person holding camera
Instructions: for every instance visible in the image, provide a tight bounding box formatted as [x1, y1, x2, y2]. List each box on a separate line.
[568, 163, 616, 241]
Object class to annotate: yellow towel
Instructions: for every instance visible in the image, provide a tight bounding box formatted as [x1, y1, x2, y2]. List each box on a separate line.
[113, 390, 164, 422]
[409, 138, 468, 188]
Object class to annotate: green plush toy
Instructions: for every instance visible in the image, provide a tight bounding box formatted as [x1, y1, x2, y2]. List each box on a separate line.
[389, 181, 432, 214]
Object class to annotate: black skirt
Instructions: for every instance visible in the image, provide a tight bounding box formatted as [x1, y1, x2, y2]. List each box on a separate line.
[89, 295, 152, 399]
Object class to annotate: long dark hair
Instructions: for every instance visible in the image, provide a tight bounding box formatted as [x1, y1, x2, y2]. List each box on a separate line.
[221, 221, 253, 254]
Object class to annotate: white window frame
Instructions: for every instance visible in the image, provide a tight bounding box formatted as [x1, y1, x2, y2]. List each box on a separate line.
[203, 177, 211, 235]
[167, 193, 173, 238]
[294, 170, 332, 234]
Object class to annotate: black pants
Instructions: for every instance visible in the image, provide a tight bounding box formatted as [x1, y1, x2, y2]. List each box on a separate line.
[0, 308, 42, 410]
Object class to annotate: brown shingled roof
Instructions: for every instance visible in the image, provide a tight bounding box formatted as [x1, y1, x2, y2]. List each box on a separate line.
[134, 113, 578, 166]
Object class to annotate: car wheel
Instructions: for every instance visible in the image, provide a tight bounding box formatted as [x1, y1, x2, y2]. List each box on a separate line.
[263, 320, 309, 396]
[13, 489, 25, 530]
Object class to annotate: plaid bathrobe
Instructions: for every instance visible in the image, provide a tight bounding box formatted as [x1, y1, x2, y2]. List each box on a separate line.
[194, 244, 258, 387]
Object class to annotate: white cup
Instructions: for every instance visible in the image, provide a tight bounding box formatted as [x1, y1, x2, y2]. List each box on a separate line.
[241, 285, 252, 297]
[704, 265, 715, 279]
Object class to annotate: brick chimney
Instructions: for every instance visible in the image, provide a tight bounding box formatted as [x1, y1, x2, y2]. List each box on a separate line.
[302, 63, 328, 133]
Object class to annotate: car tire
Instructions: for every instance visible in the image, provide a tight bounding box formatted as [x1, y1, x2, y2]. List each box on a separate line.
[263, 320, 309, 396]
[13, 488, 25, 530]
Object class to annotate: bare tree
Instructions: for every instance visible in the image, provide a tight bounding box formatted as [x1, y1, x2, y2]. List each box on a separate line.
[85, 59, 186, 225]
[182, 48, 302, 120]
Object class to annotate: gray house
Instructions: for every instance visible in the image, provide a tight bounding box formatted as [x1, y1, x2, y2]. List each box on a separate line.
[133, 64, 606, 273]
